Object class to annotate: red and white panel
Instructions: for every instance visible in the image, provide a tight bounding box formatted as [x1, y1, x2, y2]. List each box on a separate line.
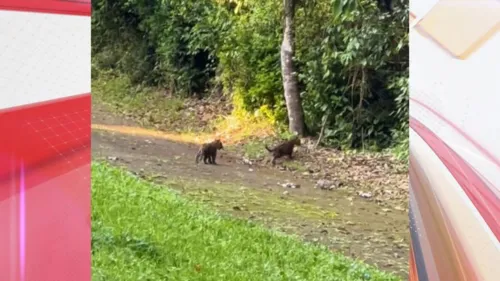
[0, 1, 91, 281]
[409, 1, 500, 280]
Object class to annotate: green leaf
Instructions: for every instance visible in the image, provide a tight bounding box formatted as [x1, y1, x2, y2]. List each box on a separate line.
[332, 0, 344, 18]
[323, 70, 331, 79]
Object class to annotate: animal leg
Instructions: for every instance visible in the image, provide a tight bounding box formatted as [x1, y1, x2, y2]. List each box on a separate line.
[271, 156, 276, 165]
[212, 151, 217, 164]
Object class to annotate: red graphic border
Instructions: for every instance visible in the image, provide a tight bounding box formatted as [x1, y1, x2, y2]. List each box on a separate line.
[410, 117, 500, 240]
[0, 0, 91, 16]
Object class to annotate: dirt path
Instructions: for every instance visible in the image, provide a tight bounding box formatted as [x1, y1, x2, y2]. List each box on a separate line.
[92, 103, 409, 277]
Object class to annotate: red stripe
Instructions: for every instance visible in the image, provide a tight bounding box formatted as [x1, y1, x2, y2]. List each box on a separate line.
[0, 94, 91, 195]
[0, 93, 90, 114]
[411, 98, 500, 170]
[0, 0, 90, 16]
[409, 244, 420, 281]
[410, 117, 500, 241]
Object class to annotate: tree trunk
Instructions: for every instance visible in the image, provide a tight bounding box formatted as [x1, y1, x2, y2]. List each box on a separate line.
[280, 0, 305, 136]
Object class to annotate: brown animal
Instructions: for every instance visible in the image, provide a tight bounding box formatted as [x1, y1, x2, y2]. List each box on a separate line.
[195, 139, 224, 165]
[265, 136, 301, 165]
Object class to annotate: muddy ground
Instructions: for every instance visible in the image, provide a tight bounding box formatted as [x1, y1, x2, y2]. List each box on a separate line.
[92, 102, 410, 277]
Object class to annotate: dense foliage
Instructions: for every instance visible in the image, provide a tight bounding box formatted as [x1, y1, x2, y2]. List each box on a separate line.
[92, 0, 408, 153]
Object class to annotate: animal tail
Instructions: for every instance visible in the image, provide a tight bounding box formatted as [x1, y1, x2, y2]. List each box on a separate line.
[195, 150, 201, 164]
[265, 145, 274, 152]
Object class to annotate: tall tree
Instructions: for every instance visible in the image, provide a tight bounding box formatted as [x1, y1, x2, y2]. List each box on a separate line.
[279, 0, 394, 136]
[280, 0, 305, 136]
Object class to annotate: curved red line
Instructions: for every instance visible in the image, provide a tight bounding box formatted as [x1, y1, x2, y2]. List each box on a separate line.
[410, 117, 500, 241]
[409, 244, 420, 281]
[0, 93, 90, 114]
[411, 98, 500, 170]
[0, 0, 90, 16]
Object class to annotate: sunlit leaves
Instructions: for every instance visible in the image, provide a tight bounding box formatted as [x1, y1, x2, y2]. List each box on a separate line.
[92, 0, 408, 153]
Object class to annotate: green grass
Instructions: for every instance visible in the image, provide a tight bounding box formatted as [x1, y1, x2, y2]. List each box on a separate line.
[92, 162, 401, 281]
[281, 160, 308, 172]
[240, 139, 270, 159]
[92, 74, 199, 132]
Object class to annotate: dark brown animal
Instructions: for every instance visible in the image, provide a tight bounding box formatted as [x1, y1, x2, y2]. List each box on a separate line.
[265, 137, 301, 165]
[195, 139, 224, 165]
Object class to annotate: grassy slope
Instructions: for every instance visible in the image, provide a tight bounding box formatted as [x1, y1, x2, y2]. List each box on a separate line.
[92, 162, 400, 281]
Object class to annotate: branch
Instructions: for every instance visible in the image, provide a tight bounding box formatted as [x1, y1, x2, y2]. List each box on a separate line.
[315, 112, 330, 149]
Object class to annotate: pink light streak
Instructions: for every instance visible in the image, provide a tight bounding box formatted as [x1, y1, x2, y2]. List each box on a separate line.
[19, 162, 25, 281]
